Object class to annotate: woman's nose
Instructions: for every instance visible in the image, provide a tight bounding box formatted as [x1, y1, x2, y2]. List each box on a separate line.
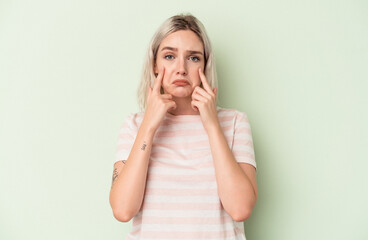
[176, 57, 187, 76]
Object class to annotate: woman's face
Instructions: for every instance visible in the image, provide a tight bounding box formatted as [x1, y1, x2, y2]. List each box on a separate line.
[154, 30, 205, 98]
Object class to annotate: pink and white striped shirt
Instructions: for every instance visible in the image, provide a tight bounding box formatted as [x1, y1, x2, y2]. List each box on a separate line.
[114, 107, 257, 240]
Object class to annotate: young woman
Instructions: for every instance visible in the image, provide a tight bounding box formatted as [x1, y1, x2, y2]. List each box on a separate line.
[110, 14, 257, 240]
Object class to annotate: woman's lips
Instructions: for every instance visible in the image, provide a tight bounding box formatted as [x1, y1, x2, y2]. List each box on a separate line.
[173, 79, 189, 86]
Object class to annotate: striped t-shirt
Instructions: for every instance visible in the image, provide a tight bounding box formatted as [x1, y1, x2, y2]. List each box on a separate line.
[114, 107, 257, 240]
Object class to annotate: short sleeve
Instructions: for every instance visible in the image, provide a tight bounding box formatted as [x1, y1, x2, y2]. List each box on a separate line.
[232, 112, 257, 169]
[114, 114, 138, 165]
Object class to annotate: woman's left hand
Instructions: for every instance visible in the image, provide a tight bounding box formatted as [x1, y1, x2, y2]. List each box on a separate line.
[191, 68, 220, 132]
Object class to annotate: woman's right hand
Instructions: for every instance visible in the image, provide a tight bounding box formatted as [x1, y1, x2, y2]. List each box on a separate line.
[142, 67, 176, 132]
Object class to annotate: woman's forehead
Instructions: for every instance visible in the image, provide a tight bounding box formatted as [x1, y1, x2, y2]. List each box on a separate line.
[159, 30, 204, 53]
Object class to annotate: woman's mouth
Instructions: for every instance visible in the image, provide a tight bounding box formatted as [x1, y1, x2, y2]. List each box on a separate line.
[173, 79, 189, 86]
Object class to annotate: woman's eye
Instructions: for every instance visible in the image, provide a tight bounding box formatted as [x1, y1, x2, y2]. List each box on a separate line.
[190, 56, 200, 62]
[164, 55, 174, 60]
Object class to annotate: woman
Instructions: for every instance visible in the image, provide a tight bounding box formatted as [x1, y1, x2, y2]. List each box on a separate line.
[110, 13, 257, 240]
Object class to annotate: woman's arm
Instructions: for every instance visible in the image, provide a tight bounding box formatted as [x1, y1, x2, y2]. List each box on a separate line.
[109, 68, 176, 222]
[206, 125, 257, 222]
[109, 123, 156, 222]
[191, 68, 257, 222]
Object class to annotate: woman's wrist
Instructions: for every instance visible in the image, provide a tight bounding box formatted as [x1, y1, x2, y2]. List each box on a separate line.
[204, 120, 221, 134]
[140, 118, 158, 137]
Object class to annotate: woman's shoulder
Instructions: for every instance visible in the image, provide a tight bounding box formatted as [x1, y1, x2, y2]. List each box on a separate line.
[217, 107, 252, 131]
[216, 106, 248, 118]
[121, 111, 145, 128]
[125, 111, 145, 120]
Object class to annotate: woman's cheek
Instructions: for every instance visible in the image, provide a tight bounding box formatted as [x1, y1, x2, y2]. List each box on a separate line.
[193, 75, 202, 88]
[162, 76, 170, 93]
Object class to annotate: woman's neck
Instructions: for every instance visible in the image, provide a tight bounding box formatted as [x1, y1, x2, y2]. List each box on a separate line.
[167, 96, 199, 116]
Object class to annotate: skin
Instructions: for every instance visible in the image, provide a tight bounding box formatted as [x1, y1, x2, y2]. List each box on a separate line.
[109, 30, 257, 222]
[154, 30, 206, 116]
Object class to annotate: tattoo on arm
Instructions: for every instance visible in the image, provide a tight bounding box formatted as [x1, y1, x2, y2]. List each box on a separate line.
[141, 141, 147, 151]
[112, 168, 118, 185]
[111, 161, 126, 188]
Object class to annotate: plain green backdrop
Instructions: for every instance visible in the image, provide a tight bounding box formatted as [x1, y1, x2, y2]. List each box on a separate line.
[0, 0, 367, 239]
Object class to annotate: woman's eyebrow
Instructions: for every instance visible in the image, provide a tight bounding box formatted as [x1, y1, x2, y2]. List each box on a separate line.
[188, 50, 203, 55]
[161, 46, 177, 52]
[161, 46, 203, 55]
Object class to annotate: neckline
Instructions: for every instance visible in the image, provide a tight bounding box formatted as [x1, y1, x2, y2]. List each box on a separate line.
[164, 106, 222, 120]
[165, 112, 201, 120]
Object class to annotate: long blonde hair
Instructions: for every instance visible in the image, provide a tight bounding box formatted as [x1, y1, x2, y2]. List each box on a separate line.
[137, 13, 218, 110]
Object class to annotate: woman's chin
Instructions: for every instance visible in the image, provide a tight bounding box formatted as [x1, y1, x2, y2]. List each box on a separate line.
[167, 88, 193, 98]
[172, 94, 191, 99]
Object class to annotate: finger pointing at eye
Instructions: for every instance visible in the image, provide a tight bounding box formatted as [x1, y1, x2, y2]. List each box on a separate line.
[199, 68, 213, 94]
[154, 67, 165, 93]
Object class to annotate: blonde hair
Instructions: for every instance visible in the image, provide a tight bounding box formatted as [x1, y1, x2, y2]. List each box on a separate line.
[137, 13, 218, 110]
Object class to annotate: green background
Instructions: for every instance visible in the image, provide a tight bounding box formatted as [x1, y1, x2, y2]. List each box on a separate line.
[1, 0, 367, 239]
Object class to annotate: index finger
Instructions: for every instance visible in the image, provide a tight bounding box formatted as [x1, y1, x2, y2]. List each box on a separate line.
[199, 68, 212, 93]
[153, 67, 165, 93]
